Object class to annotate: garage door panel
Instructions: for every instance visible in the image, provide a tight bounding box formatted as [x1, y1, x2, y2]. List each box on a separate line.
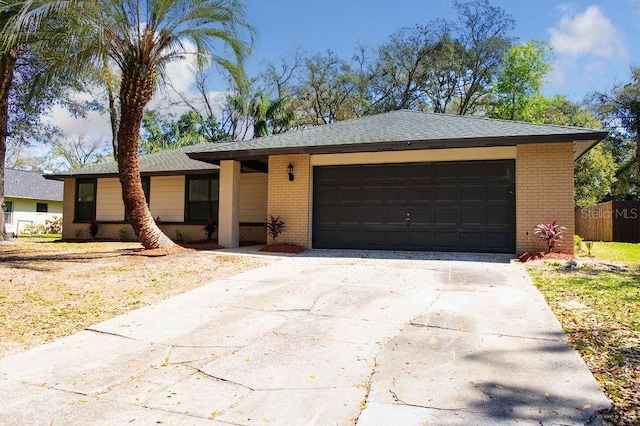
[385, 186, 407, 202]
[362, 208, 383, 225]
[459, 163, 484, 180]
[362, 186, 384, 203]
[434, 208, 458, 226]
[459, 231, 484, 249]
[459, 185, 484, 202]
[316, 208, 338, 225]
[338, 187, 360, 203]
[487, 208, 512, 225]
[460, 209, 484, 226]
[435, 186, 457, 203]
[316, 186, 338, 204]
[409, 209, 431, 225]
[313, 160, 515, 253]
[385, 208, 409, 225]
[434, 231, 458, 248]
[409, 186, 432, 203]
[434, 163, 457, 180]
[337, 208, 360, 225]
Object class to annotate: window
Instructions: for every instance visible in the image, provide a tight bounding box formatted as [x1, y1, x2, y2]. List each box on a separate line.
[185, 175, 219, 222]
[3, 201, 13, 224]
[36, 203, 48, 213]
[75, 178, 96, 221]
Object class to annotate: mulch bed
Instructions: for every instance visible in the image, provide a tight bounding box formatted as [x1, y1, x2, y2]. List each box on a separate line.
[259, 243, 306, 254]
[518, 251, 574, 262]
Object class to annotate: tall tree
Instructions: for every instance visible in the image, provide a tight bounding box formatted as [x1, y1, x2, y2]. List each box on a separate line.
[53, 0, 252, 249]
[490, 40, 551, 121]
[0, 0, 76, 240]
[594, 67, 640, 198]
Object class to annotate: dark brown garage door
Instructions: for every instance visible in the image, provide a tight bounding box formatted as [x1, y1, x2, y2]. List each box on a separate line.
[312, 160, 515, 253]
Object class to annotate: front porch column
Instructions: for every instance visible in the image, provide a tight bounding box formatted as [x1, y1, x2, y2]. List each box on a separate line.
[218, 160, 241, 248]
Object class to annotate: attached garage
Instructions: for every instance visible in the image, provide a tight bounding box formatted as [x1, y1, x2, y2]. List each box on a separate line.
[187, 110, 608, 255]
[313, 160, 515, 253]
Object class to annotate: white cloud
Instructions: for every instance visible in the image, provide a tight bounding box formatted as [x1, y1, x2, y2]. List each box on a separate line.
[548, 5, 627, 60]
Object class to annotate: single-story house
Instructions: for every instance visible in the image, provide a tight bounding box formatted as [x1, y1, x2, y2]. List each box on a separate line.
[47, 110, 607, 254]
[4, 169, 64, 236]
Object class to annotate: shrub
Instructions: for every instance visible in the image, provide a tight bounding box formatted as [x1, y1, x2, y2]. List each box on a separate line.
[44, 216, 62, 234]
[74, 229, 83, 239]
[88, 219, 101, 239]
[585, 241, 594, 257]
[118, 228, 128, 241]
[534, 222, 567, 253]
[266, 215, 286, 242]
[203, 218, 216, 240]
[574, 234, 584, 253]
[175, 229, 184, 242]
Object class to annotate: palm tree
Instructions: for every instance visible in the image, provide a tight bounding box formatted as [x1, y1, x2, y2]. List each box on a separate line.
[56, 0, 251, 248]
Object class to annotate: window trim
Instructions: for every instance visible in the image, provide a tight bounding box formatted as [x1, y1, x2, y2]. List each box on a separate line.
[184, 174, 219, 223]
[74, 178, 97, 222]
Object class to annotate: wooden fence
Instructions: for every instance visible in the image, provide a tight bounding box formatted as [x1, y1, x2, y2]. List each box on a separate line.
[575, 201, 640, 242]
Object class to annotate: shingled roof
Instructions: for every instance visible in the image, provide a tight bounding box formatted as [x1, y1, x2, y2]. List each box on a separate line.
[5, 169, 63, 201]
[46, 144, 219, 179]
[187, 110, 608, 162]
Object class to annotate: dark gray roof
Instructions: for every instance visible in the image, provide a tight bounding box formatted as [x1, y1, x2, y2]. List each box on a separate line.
[46, 144, 219, 179]
[187, 110, 607, 161]
[5, 169, 64, 201]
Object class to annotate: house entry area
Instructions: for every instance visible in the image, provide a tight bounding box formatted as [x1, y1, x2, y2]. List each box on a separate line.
[312, 160, 516, 253]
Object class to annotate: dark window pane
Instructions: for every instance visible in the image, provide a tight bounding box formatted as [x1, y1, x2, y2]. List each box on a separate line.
[189, 179, 209, 201]
[78, 183, 95, 202]
[188, 201, 210, 221]
[36, 203, 48, 213]
[210, 180, 219, 201]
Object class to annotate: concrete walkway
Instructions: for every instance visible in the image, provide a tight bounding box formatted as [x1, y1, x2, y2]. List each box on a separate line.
[0, 251, 609, 425]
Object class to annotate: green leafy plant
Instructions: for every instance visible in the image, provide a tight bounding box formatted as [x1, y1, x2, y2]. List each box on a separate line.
[574, 234, 584, 253]
[118, 228, 128, 241]
[534, 221, 566, 253]
[74, 229, 83, 239]
[175, 229, 184, 242]
[266, 215, 286, 243]
[203, 218, 216, 240]
[585, 241, 594, 257]
[88, 219, 101, 239]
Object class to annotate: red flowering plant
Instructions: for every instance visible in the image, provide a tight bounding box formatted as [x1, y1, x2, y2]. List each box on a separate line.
[266, 215, 286, 243]
[533, 221, 567, 253]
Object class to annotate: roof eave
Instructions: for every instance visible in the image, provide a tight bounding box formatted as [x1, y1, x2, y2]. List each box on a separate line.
[187, 132, 609, 162]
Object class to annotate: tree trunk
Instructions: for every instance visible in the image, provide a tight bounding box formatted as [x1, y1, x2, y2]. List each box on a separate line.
[0, 50, 17, 242]
[117, 64, 175, 250]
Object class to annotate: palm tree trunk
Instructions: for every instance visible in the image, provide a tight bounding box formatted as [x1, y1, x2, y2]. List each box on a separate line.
[118, 66, 175, 249]
[0, 50, 17, 241]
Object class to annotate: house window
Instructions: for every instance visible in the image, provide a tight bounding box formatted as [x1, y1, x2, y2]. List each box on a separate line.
[75, 178, 96, 221]
[36, 203, 48, 213]
[185, 175, 219, 222]
[3, 201, 13, 224]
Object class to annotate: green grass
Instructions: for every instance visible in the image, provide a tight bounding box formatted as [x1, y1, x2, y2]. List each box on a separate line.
[527, 241, 640, 424]
[580, 241, 640, 263]
[17, 234, 62, 239]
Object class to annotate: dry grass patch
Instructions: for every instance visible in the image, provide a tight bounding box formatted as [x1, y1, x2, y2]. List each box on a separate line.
[0, 238, 278, 357]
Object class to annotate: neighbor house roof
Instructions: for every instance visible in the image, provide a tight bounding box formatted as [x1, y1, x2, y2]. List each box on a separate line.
[45, 144, 220, 180]
[5, 169, 64, 201]
[187, 110, 608, 162]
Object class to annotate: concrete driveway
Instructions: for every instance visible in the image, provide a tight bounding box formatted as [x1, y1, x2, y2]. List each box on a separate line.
[0, 251, 609, 425]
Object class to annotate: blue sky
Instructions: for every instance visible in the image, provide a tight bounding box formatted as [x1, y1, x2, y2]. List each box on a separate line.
[244, 0, 639, 101]
[48, 1, 639, 140]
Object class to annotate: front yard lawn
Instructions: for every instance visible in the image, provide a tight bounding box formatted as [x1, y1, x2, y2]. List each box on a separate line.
[0, 238, 277, 358]
[527, 242, 640, 425]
